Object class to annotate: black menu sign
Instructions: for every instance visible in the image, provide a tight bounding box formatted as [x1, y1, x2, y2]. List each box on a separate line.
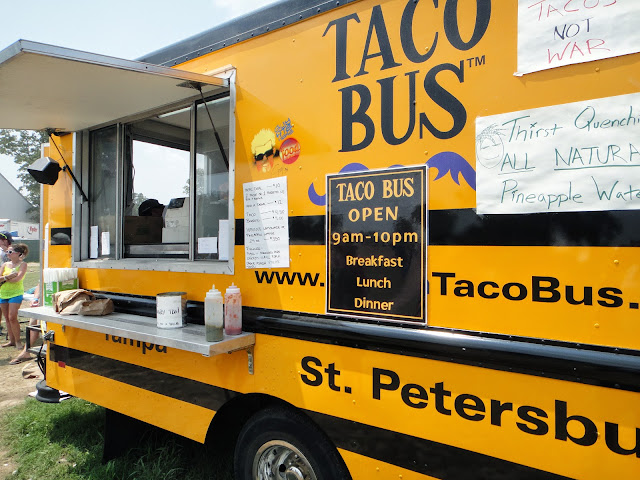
[326, 166, 427, 323]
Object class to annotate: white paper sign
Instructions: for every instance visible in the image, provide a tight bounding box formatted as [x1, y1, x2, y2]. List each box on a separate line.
[476, 92, 640, 214]
[517, 0, 640, 75]
[243, 177, 290, 269]
[197, 236, 218, 254]
[218, 219, 229, 261]
[101, 232, 110, 255]
[90, 226, 98, 259]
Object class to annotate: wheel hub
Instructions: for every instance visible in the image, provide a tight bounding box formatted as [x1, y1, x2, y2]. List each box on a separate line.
[253, 440, 317, 480]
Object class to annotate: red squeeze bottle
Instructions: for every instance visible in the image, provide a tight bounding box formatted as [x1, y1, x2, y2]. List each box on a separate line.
[224, 283, 242, 335]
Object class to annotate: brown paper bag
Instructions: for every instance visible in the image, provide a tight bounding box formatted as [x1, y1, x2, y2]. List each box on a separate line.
[79, 298, 114, 316]
[53, 289, 114, 316]
[53, 289, 94, 314]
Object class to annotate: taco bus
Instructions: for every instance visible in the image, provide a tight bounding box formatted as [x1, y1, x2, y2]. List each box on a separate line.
[1, 0, 639, 478]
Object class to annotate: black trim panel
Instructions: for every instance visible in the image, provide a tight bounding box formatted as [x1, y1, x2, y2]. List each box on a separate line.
[243, 309, 640, 393]
[306, 410, 574, 480]
[427, 209, 640, 247]
[235, 209, 640, 247]
[235, 215, 325, 246]
[91, 290, 204, 324]
[51, 227, 72, 245]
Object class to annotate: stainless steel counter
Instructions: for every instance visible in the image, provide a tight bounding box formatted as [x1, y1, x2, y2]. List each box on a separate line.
[19, 306, 255, 358]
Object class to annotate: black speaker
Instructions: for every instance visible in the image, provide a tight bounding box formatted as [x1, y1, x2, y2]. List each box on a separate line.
[28, 156, 62, 185]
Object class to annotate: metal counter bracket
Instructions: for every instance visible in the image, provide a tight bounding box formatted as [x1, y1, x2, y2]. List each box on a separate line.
[19, 306, 256, 362]
[247, 347, 254, 375]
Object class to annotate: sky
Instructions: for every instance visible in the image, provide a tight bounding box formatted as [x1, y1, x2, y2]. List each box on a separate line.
[0, 0, 277, 194]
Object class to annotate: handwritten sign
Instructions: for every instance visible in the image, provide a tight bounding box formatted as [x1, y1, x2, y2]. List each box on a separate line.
[476, 92, 640, 214]
[517, 0, 640, 75]
[243, 177, 290, 269]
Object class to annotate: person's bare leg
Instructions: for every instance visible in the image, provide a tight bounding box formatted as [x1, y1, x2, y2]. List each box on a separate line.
[0, 303, 14, 347]
[10, 319, 38, 363]
[29, 320, 39, 347]
[5, 303, 22, 350]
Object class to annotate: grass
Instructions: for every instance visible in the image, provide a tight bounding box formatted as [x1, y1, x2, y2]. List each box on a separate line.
[22, 263, 39, 293]
[0, 398, 234, 480]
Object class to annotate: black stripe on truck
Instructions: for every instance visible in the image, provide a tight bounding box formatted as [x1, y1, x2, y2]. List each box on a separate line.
[243, 309, 640, 394]
[50, 344, 572, 480]
[306, 410, 575, 480]
[235, 209, 640, 247]
[49, 345, 236, 411]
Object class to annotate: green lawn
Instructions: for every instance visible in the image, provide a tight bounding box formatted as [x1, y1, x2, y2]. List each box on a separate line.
[4, 263, 234, 479]
[23, 262, 39, 293]
[1, 398, 234, 480]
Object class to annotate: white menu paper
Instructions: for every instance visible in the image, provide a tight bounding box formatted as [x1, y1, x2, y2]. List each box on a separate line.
[243, 177, 290, 269]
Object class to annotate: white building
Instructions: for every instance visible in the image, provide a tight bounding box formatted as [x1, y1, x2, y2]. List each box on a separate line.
[0, 173, 38, 238]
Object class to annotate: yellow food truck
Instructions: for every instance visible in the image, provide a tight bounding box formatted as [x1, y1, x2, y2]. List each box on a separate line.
[1, 0, 639, 478]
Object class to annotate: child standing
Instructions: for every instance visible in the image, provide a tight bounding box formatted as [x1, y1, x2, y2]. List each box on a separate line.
[0, 231, 13, 336]
[0, 243, 28, 350]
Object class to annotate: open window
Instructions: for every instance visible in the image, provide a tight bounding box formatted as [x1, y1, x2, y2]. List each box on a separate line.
[82, 92, 234, 272]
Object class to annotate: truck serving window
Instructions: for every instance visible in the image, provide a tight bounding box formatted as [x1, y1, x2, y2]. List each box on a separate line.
[80, 92, 233, 272]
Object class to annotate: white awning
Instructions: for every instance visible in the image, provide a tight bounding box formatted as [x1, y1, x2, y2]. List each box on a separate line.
[0, 40, 227, 132]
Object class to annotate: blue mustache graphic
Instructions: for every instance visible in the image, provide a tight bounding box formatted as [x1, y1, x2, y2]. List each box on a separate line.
[307, 152, 475, 206]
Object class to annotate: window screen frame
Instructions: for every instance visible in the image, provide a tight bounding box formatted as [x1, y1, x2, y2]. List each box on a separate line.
[71, 72, 236, 275]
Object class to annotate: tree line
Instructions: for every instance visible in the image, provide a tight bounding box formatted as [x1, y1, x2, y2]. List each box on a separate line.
[0, 129, 48, 221]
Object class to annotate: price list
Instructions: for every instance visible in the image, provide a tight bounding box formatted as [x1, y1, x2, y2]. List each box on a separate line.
[243, 177, 290, 269]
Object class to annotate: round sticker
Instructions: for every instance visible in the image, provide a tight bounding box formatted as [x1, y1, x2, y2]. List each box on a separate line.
[280, 137, 301, 164]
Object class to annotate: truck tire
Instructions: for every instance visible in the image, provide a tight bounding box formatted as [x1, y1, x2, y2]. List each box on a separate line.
[234, 406, 351, 480]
